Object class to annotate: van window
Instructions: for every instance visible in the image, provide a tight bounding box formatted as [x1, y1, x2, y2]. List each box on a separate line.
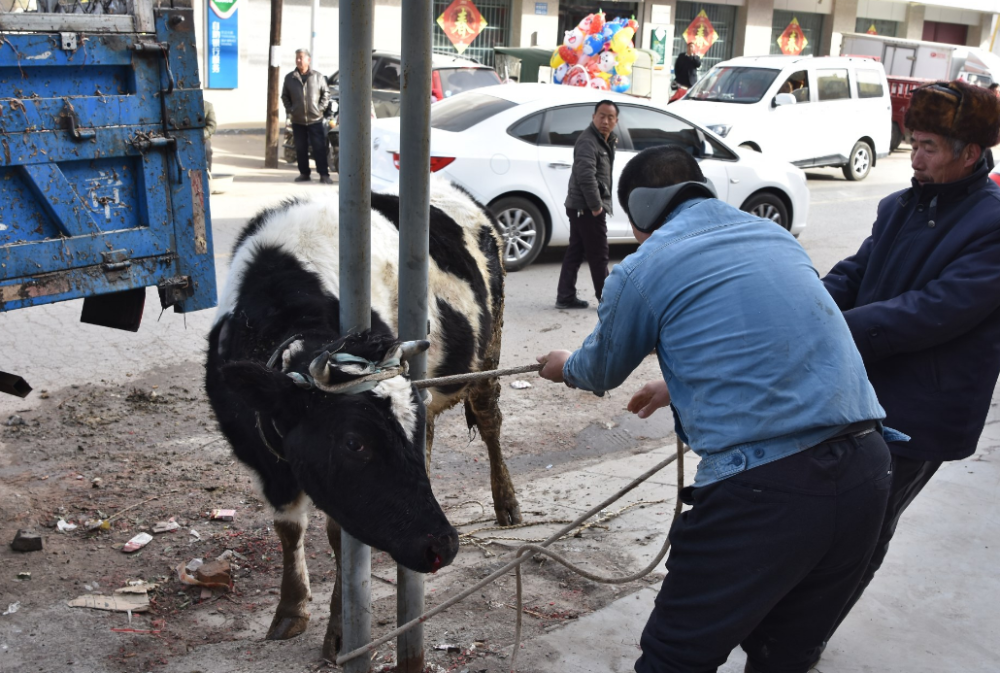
[856, 69, 885, 98]
[817, 69, 851, 101]
[686, 66, 780, 104]
[777, 70, 809, 103]
[373, 59, 402, 91]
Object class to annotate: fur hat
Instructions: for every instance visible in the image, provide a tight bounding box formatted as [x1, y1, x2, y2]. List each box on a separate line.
[904, 80, 1000, 148]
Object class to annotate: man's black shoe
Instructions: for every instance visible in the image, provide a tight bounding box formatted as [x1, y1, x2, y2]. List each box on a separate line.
[294, 174, 311, 183]
[320, 175, 334, 185]
[555, 297, 589, 309]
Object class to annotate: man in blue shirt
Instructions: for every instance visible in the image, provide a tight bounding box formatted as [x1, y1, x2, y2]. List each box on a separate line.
[537, 147, 892, 673]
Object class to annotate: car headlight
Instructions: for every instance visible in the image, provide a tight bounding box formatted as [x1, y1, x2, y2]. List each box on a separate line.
[706, 124, 731, 138]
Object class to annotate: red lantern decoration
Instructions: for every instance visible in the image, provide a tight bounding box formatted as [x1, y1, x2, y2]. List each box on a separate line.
[436, 0, 488, 55]
[777, 18, 808, 56]
[682, 10, 718, 57]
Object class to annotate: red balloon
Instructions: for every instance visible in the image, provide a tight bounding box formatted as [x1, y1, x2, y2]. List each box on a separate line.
[589, 12, 605, 34]
[627, 18, 639, 32]
[558, 44, 579, 64]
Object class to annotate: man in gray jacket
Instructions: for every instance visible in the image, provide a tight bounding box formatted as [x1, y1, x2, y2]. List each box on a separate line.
[281, 48, 332, 184]
[556, 100, 618, 309]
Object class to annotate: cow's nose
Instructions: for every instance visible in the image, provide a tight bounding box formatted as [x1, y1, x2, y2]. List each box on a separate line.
[426, 528, 459, 572]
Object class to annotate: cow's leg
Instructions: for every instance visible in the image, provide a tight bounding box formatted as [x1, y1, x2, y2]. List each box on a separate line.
[266, 494, 312, 640]
[466, 379, 522, 526]
[323, 516, 343, 661]
[424, 412, 437, 475]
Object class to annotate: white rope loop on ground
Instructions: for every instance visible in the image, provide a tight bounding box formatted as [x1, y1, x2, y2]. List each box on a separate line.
[334, 437, 689, 669]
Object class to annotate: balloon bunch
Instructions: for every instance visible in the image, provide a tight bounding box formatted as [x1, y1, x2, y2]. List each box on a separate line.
[551, 12, 638, 93]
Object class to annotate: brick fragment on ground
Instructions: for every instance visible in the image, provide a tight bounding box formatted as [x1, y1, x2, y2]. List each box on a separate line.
[10, 530, 42, 552]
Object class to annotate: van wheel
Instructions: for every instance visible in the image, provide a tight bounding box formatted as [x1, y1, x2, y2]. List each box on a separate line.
[741, 193, 790, 230]
[490, 197, 546, 272]
[843, 141, 872, 181]
[890, 123, 902, 152]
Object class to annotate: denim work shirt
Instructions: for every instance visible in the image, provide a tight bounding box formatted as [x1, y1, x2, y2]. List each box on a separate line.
[563, 198, 886, 487]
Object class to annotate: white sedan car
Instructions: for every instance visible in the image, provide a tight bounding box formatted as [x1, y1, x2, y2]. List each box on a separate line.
[372, 84, 809, 271]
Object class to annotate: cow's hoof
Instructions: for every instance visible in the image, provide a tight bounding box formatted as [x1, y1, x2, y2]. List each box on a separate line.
[266, 614, 310, 640]
[322, 626, 342, 661]
[494, 501, 522, 527]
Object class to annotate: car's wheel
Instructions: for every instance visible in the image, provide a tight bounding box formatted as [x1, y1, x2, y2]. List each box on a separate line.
[489, 196, 546, 272]
[742, 192, 790, 230]
[739, 142, 761, 152]
[890, 123, 902, 152]
[842, 141, 873, 181]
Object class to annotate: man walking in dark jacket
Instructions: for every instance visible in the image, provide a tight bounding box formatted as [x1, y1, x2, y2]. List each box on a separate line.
[281, 48, 332, 184]
[819, 80, 1000, 644]
[556, 100, 618, 309]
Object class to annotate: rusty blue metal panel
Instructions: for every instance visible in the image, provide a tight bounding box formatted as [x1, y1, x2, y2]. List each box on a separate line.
[0, 4, 216, 315]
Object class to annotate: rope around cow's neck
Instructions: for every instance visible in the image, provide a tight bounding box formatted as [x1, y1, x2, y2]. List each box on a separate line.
[335, 439, 688, 671]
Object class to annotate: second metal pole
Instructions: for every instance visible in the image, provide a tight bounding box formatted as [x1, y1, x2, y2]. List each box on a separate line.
[339, 1, 373, 672]
[396, 0, 433, 670]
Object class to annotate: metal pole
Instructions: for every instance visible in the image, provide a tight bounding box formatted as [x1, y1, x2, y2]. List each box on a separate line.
[263, 0, 283, 168]
[309, 0, 319, 64]
[339, 1, 373, 672]
[396, 0, 432, 670]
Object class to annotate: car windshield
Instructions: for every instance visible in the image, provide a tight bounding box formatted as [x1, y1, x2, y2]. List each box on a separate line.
[686, 67, 780, 104]
[430, 92, 516, 132]
[437, 68, 502, 97]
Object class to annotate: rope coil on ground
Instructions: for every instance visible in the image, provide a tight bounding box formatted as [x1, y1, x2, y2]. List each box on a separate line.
[334, 438, 689, 670]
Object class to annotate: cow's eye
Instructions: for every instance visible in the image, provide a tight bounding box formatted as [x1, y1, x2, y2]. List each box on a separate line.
[342, 434, 366, 453]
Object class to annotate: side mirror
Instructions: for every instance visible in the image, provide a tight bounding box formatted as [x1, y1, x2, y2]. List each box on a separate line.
[773, 93, 796, 107]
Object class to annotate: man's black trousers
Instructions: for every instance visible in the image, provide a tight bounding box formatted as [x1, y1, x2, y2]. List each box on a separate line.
[634, 430, 892, 673]
[557, 208, 609, 303]
[292, 121, 330, 177]
[826, 450, 942, 639]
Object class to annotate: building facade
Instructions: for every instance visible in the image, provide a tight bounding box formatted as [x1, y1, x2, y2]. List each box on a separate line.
[200, 0, 998, 125]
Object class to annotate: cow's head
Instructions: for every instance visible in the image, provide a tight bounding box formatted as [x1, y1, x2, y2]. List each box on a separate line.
[221, 331, 459, 573]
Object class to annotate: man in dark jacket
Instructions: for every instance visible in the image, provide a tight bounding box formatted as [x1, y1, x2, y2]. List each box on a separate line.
[281, 48, 332, 184]
[820, 80, 1000, 642]
[673, 41, 702, 90]
[556, 100, 618, 310]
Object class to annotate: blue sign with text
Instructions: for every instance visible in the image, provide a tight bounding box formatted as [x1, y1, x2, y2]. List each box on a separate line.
[207, 0, 239, 89]
[535, 2, 547, 15]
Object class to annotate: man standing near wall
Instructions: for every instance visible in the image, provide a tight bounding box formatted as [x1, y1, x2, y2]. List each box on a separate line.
[673, 41, 701, 92]
[281, 48, 332, 184]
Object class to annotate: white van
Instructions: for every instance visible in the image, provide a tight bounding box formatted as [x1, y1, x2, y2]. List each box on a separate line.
[669, 56, 891, 181]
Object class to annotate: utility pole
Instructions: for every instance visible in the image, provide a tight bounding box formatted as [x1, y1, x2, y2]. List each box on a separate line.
[264, 0, 283, 168]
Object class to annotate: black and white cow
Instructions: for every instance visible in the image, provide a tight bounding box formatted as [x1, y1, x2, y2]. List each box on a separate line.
[205, 179, 521, 659]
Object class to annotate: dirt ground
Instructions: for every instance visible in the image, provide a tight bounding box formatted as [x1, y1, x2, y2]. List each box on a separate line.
[0, 349, 672, 673]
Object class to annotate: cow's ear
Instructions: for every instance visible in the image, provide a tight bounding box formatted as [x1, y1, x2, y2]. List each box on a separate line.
[219, 361, 300, 413]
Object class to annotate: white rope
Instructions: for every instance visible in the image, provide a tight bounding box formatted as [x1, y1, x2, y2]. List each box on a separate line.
[335, 438, 689, 669]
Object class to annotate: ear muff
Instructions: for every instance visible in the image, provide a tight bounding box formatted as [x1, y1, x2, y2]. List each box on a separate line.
[627, 181, 717, 234]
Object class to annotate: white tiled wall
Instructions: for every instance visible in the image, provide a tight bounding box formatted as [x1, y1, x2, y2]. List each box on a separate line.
[855, 0, 907, 22]
[924, 5, 983, 26]
[773, 0, 833, 16]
